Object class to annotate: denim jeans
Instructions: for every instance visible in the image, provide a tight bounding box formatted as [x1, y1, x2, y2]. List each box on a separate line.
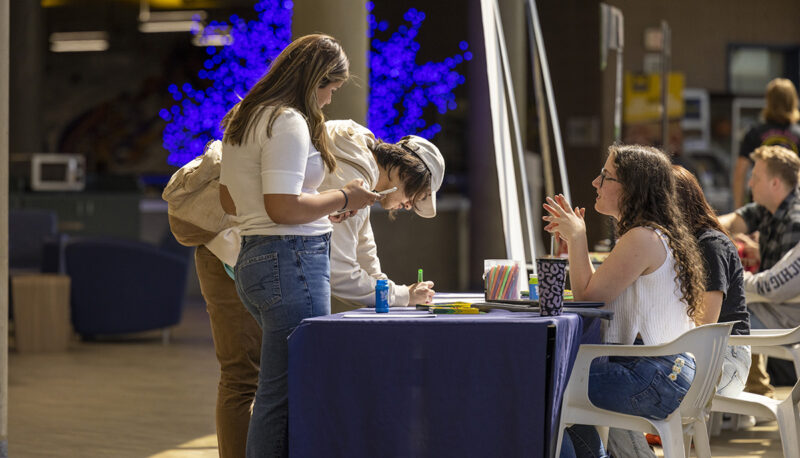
[606, 344, 747, 458]
[235, 233, 331, 458]
[718, 344, 751, 397]
[560, 353, 696, 458]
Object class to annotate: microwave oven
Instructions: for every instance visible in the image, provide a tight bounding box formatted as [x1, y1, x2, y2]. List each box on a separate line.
[30, 153, 86, 191]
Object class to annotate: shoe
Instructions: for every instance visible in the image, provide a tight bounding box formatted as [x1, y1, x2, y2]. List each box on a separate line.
[645, 434, 661, 446]
[738, 415, 756, 429]
[720, 414, 734, 430]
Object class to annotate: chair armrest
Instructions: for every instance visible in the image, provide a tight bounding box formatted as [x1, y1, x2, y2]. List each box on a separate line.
[745, 291, 800, 304]
[577, 323, 734, 359]
[728, 325, 800, 347]
[562, 323, 733, 411]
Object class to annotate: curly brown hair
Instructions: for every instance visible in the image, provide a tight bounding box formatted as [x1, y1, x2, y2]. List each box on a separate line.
[610, 144, 706, 321]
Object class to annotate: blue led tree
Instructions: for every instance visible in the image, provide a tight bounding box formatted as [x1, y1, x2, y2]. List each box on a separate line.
[367, 4, 470, 142]
[160, 0, 292, 166]
[163, 1, 469, 165]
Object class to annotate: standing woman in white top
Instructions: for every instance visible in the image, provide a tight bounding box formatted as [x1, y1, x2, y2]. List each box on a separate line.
[218, 34, 379, 458]
[543, 144, 706, 458]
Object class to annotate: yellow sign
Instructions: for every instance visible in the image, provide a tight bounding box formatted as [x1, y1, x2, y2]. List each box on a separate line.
[624, 72, 685, 123]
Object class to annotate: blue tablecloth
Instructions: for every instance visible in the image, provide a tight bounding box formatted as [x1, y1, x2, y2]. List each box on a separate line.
[288, 309, 596, 458]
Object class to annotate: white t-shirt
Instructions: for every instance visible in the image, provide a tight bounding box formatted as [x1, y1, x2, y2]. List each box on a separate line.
[219, 107, 332, 236]
[320, 120, 411, 307]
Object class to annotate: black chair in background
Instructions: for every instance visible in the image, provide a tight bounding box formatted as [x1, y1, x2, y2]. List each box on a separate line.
[9, 209, 58, 273]
[9, 209, 60, 322]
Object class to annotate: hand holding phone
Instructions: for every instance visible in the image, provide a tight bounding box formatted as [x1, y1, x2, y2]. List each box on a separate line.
[332, 186, 395, 216]
[376, 186, 398, 196]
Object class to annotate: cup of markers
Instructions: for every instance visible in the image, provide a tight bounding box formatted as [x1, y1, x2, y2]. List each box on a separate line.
[483, 259, 525, 301]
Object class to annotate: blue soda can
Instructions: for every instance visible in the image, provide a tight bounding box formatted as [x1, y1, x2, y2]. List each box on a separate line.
[529, 274, 539, 300]
[375, 279, 389, 313]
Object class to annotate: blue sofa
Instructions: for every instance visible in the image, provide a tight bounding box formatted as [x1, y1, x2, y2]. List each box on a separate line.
[61, 237, 190, 340]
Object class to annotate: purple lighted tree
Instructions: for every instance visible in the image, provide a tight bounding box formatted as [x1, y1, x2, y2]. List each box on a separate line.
[160, 0, 292, 166]
[162, 1, 469, 166]
[367, 3, 470, 142]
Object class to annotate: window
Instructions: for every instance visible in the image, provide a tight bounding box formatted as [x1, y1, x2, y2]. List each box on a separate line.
[727, 44, 800, 95]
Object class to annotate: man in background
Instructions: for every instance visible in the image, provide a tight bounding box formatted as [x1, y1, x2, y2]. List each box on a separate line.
[721, 145, 800, 398]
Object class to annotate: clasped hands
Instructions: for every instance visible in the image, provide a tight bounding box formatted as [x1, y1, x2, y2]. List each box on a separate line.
[542, 194, 586, 244]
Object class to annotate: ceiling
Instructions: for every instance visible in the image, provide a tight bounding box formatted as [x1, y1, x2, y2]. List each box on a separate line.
[41, 0, 255, 8]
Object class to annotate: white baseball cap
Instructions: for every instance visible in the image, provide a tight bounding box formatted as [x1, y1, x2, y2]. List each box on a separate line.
[398, 135, 445, 218]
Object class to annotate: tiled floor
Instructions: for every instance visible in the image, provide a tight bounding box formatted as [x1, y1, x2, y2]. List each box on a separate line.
[8, 299, 219, 458]
[7, 299, 791, 457]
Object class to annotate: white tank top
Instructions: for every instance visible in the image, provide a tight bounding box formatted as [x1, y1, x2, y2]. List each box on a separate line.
[602, 227, 695, 345]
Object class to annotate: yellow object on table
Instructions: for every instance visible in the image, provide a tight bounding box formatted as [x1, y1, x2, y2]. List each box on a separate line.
[430, 306, 480, 314]
[424, 302, 481, 314]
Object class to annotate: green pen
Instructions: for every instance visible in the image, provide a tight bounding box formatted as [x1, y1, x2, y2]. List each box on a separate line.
[418, 268, 424, 283]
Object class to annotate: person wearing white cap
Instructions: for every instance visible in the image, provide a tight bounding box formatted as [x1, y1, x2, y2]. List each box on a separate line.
[322, 120, 445, 310]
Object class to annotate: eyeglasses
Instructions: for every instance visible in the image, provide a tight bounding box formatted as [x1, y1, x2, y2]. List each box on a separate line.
[599, 169, 620, 188]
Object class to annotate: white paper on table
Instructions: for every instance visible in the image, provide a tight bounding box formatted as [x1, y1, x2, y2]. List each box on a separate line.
[341, 313, 435, 319]
[432, 292, 485, 304]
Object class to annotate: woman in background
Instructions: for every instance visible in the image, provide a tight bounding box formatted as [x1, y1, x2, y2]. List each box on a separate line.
[674, 165, 751, 396]
[732, 77, 800, 207]
[219, 34, 379, 457]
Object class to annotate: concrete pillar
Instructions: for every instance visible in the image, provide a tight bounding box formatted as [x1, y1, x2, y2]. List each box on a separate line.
[9, 0, 42, 153]
[293, 0, 368, 124]
[1, 0, 9, 454]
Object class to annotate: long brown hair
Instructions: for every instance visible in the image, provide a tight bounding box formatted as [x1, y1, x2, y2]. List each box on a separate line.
[762, 78, 800, 125]
[672, 165, 728, 236]
[611, 144, 706, 321]
[221, 34, 349, 171]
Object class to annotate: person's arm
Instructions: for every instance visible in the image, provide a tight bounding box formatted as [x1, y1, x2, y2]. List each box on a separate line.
[263, 180, 378, 225]
[544, 195, 662, 304]
[696, 291, 724, 325]
[734, 128, 759, 208]
[732, 157, 751, 209]
[329, 210, 409, 306]
[743, 241, 800, 302]
[577, 227, 666, 304]
[543, 195, 593, 299]
[351, 220, 433, 305]
[258, 111, 379, 224]
[219, 184, 236, 215]
[718, 211, 748, 236]
[694, 234, 730, 325]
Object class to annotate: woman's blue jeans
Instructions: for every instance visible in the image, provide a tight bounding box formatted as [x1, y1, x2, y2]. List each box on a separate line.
[560, 353, 696, 458]
[234, 234, 331, 458]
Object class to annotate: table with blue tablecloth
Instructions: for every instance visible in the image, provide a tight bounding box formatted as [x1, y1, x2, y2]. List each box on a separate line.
[288, 308, 601, 458]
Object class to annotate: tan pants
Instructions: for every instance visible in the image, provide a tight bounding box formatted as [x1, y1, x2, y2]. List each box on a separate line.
[744, 353, 775, 398]
[195, 245, 262, 458]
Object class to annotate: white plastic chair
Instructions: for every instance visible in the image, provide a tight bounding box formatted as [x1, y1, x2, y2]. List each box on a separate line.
[709, 325, 800, 458]
[555, 323, 733, 458]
